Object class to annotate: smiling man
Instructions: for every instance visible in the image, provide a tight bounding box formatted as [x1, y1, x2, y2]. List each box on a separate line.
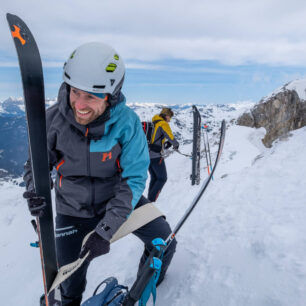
[70, 87, 109, 125]
[22, 42, 177, 305]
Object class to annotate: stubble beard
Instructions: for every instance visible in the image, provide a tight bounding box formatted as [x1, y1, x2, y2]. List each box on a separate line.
[72, 106, 100, 125]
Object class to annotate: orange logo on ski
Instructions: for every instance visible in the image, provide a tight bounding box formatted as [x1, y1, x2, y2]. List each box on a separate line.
[102, 152, 112, 162]
[11, 25, 26, 45]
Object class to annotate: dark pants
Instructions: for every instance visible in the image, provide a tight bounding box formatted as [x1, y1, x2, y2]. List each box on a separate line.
[148, 157, 167, 202]
[55, 196, 177, 306]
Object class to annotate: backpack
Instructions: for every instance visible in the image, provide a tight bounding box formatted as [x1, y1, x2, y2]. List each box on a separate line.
[142, 121, 154, 145]
[141, 121, 162, 153]
[81, 277, 128, 306]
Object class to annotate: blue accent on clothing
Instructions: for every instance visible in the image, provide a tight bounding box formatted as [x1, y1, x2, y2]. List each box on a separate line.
[90, 96, 149, 209]
[84, 90, 107, 99]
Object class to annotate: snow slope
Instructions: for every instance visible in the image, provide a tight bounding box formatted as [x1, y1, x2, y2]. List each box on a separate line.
[1, 108, 306, 305]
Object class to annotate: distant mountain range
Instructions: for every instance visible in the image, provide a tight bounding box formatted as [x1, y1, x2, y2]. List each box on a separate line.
[0, 97, 252, 178]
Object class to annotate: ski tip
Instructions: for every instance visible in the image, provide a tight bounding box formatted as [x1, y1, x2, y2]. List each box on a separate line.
[6, 13, 24, 26]
[6, 13, 16, 22]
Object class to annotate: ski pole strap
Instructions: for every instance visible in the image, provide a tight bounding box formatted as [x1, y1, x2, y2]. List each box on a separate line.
[139, 238, 166, 306]
[139, 257, 162, 306]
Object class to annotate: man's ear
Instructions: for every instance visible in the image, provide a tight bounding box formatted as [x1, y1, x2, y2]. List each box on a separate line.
[105, 95, 108, 101]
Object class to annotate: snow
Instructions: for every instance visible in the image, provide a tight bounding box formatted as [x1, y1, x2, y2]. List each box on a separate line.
[261, 78, 306, 103]
[1, 104, 306, 305]
[285, 79, 306, 100]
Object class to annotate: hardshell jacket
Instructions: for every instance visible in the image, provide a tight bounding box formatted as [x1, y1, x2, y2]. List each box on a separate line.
[24, 83, 150, 241]
[149, 114, 179, 159]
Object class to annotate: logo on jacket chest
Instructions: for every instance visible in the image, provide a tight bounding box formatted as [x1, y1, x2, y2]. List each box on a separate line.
[102, 152, 112, 162]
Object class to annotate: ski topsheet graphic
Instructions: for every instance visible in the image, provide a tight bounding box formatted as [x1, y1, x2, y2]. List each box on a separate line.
[6, 13, 59, 305]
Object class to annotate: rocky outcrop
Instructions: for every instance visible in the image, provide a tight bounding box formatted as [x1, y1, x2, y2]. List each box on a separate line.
[237, 90, 306, 147]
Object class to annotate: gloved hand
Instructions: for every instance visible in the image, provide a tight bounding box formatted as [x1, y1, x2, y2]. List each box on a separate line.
[23, 190, 47, 217]
[173, 143, 179, 150]
[79, 231, 110, 262]
[164, 142, 172, 150]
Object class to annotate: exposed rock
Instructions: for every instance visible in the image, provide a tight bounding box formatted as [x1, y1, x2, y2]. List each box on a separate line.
[236, 111, 255, 127]
[237, 90, 306, 147]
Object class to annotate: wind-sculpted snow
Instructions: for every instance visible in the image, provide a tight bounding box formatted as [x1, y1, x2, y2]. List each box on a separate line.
[1, 115, 306, 305]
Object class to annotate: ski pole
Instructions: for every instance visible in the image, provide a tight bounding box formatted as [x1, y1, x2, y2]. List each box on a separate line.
[123, 120, 225, 306]
[122, 243, 164, 306]
[175, 149, 192, 158]
[204, 124, 213, 180]
[201, 127, 210, 176]
[165, 120, 225, 250]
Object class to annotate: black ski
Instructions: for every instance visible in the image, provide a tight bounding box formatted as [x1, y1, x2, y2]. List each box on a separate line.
[6, 13, 59, 306]
[191, 105, 201, 185]
[123, 120, 226, 305]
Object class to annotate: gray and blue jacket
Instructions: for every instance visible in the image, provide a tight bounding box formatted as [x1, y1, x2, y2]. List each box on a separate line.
[24, 83, 150, 241]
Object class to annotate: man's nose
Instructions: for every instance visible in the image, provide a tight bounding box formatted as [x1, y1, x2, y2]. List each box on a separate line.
[74, 96, 88, 109]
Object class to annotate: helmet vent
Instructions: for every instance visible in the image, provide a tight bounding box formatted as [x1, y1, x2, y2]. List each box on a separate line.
[93, 85, 106, 89]
[114, 54, 119, 60]
[70, 50, 76, 59]
[64, 72, 71, 80]
[106, 63, 117, 72]
[110, 79, 115, 86]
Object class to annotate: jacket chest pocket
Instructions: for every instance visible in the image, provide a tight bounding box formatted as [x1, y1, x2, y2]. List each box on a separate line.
[90, 151, 120, 177]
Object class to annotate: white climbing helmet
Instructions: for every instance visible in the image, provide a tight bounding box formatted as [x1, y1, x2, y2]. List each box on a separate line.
[63, 42, 125, 96]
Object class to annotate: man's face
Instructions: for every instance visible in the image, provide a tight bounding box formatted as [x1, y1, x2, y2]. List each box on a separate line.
[165, 115, 171, 122]
[70, 87, 108, 125]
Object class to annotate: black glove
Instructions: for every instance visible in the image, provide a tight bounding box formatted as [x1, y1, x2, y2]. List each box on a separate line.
[79, 231, 110, 262]
[23, 191, 47, 217]
[164, 142, 172, 150]
[173, 143, 179, 150]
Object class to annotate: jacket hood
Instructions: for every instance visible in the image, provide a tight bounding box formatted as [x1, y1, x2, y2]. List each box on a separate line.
[57, 82, 126, 139]
[152, 114, 165, 123]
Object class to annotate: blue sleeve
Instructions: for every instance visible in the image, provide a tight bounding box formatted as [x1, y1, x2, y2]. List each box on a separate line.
[95, 109, 150, 241]
[120, 114, 150, 208]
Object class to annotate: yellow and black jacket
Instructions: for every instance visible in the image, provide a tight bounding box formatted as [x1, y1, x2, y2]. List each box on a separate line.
[149, 114, 179, 159]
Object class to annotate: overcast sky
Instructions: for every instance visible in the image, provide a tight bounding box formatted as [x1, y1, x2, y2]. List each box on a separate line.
[1, 0, 306, 103]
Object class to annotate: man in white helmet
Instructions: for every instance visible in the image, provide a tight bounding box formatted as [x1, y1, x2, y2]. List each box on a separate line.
[23, 42, 177, 305]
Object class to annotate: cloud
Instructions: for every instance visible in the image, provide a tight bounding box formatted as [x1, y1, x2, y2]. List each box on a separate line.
[2, 0, 306, 67]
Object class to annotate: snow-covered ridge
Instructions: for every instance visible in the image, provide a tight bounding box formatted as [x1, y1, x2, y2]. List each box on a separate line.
[0, 97, 57, 115]
[261, 78, 306, 103]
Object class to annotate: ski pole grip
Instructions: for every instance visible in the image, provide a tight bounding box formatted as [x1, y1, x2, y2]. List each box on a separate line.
[31, 219, 37, 233]
[123, 262, 156, 305]
[122, 239, 165, 305]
